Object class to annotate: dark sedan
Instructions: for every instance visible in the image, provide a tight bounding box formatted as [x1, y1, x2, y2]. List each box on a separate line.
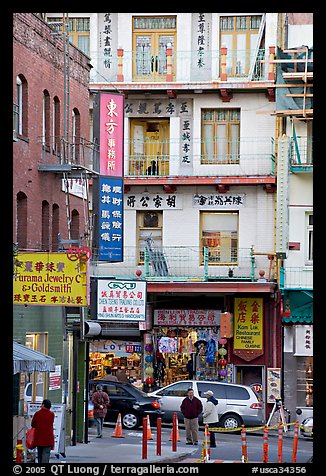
[88, 379, 164, 430]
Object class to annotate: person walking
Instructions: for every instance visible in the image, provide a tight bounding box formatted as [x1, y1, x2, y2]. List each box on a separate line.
[91, 384, 110, 438]
[116, 368, 129, 383]
[202, 390, 219, 448]
[180, 388, 203, 445]
[102, 367, 118, 381]
[31, 399, 55, 463]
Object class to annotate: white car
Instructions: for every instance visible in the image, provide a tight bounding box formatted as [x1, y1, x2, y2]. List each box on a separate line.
[24, 382, 44, 403]
[300, 416, 313, 438]
[148, 379, 264, 429]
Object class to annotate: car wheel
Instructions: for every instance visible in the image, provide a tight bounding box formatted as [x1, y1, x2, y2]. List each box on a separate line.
[121, 412, 140, 430]
[219, 414, 242, 430]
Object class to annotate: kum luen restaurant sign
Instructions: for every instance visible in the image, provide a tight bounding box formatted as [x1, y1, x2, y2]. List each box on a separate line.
[13, 253, 88, 306]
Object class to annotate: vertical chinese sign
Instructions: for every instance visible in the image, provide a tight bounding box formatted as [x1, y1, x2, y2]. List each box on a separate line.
[233, 297, 264, 360]
[98, 176, 123, 261]
[100, 92, 124, 176]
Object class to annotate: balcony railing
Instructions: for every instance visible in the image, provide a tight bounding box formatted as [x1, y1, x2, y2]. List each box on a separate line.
[37, 136, 99, 173]
[289, 136, 313, 171]
[126, 137, 275, 177]
[90, 245, 275, 283]
[90, 48, 269, 84]
[280, 266, 313, 290]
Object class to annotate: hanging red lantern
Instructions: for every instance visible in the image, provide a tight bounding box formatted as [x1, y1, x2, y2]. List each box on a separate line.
[218, 358, 227, 367]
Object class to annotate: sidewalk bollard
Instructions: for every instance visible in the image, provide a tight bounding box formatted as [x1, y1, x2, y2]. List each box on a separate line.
[172, 412, 177, 452]
[278, 423, 283, 463]
[292, 420, 299, 463]
[15, 439, 24, 463]
[142, 417, 147, 460]
[156, 417, 162, 456]
[241, 425, 248, 463]
[262, 424, 269, 463]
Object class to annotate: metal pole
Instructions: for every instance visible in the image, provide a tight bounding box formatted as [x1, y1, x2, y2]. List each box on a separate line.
[156, 417, 162, 456]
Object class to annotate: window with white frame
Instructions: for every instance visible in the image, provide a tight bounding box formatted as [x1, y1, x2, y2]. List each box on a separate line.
[200, 212, 238, 265]
[306, 213, 313, 264]
[137, 211, 163, 265]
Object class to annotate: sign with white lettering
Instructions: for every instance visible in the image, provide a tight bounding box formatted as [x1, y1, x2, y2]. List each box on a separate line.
[154, 309, 220, 326]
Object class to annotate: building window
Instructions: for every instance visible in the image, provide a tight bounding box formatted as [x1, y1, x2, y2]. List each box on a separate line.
[297, 356, 313, 407]
[200, 212, 238, 264]
[15, 75, 28, 136]
[201, 109, 240, 164]
[43, 90, 50, 149]
[16, 192, 27, 250]
[137, 211, 163, 264]
[129, 119, 169, 176]
[48, 16, 90, 56]
[306, 213, 313, 264]
[53, 96, 61, 155]
[25, 333, 48, 403]
[72, 108, 81, 163]
[132, 16, 176, 81]
[42, 201, 50, 251]
[52, 204, 59, 251]
[220, 15, 262, 77]
[71, 209, 80, 242]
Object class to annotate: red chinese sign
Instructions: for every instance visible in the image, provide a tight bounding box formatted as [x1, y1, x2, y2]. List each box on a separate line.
[100, 92, 124, 177]
[154, 309, 220, 327]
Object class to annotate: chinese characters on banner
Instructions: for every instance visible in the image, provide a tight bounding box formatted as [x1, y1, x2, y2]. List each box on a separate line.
[97, 279, 147, 322]
[125, 193, 182, 210]
[193, 194, 245, 208]
[13, 253, 88, 306]
[294, 325, 313, 355]
[100, 93, 124, 176]
[191, 13, 212, 80]
[98, 177, 123, 261]
[97, 13, 118, 82]
[233, 298, 263, 350]
[197, 13, 206, 68]
[154, 309, 220, 326]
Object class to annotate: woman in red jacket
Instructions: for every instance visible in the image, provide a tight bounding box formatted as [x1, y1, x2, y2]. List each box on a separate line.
[31, 399, 55, 463]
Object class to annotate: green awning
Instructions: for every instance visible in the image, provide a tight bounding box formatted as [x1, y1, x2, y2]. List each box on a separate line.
[282, 290, 313, 324]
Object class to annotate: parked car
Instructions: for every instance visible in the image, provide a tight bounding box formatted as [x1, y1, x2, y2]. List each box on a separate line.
[300, 416, 313, 438]
[88, 379, 164, 430]
[24, 381, 44, 403]
[148, 379, 264, 429]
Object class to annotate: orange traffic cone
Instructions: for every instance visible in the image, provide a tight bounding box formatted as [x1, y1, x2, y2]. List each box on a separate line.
[169, 415, 180, 441]
[112, 413, 124, 438]
[146, 414, 153, 440]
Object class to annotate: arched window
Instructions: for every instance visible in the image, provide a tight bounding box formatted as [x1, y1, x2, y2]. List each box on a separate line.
[53, 96, 61, 155]
[15, 75, 28, 137]
[16, 192, 27, 249]
[72, 108, 81, 163]
[52, 204, 60, 251]
[71, 209, 80, 242]
[42, 201, 50, 251]
[43, 90, 50, 149]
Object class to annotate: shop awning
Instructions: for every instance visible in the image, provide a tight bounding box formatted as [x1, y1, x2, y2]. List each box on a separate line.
[282, 290, 313, 324]
[13, 341, 56, 374]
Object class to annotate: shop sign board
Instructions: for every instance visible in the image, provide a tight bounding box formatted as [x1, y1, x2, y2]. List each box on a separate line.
[100, 92, 124, 177]
[294, 325, 313, 356]
[154, 309, 220, 326]
[96, 279, 147, 321]
[13, 253, 88, 306]
[90, 340, 142, 355]
[97, 176, 124, 261]
[49, 365, 62, 391]
[233, 298, 263, 350]
[125, 193, 182, 210]
[220, 312, 234, 338]
[267, 367, 281, 402]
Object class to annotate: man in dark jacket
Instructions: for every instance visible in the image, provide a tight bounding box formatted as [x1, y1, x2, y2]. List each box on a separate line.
[31, 399, 55, 463]
[91, 384, 110, 438]
[180, 388, 203, 445]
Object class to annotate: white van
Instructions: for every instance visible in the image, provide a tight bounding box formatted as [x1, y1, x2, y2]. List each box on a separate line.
[24, 382, 44, 403]
[148, 379, 264, 429]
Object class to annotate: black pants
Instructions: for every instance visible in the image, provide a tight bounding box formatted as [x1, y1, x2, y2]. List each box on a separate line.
[208, 422, 218, 447]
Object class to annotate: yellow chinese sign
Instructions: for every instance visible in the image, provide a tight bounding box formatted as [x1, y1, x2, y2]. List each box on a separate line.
[13, 253, 88, 306]
[233, 297, 263, 350]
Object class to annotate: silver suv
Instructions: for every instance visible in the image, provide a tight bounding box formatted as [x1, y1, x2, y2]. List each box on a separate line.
[148, 379, 264, 429]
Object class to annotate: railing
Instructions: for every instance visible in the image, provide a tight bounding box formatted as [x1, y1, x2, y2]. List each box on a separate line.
[89, 48, 269, 84]
[289, 136, 313, 170]
[90, 246, 275, 282]
[280, 266, 313, 290]
[36, 136, 99, 172]
[126, 137, 275, 177]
